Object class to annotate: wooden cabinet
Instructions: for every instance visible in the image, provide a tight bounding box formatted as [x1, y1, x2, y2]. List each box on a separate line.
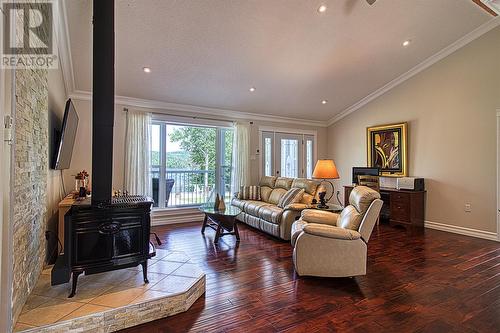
[344, 186, 426, 231]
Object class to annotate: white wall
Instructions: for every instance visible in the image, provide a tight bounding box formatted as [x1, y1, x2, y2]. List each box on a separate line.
[327, 26, 500, 234]
[66, 99, 328, 193]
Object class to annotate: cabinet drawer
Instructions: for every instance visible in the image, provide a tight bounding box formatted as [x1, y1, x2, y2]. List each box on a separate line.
[391, 202, 410, 221]
[391, 192, 410, 205]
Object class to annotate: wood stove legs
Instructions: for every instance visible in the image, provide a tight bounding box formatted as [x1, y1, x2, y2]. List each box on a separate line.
[67, 261, 149, 298]
[141, 261, 149, 284]
[68, 270, 83, 298]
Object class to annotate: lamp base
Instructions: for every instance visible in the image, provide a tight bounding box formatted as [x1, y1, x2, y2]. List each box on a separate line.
[317, 191, 328, 209]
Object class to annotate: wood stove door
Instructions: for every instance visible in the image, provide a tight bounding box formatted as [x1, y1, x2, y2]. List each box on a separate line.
[113, 223, 143, 258]
[74, 219, 114, 265]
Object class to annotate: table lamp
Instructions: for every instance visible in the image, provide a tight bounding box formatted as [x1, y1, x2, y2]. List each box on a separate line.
[312, 159, 340, 209]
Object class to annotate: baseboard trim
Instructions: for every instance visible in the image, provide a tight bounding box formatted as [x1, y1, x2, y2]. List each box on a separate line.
[424, 220, 498, 241]
[152, 215, 203, 226]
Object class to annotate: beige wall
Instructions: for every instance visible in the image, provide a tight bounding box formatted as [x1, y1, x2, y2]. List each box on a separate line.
[66, 99, 327, 193]
[327, 27, 500, 233]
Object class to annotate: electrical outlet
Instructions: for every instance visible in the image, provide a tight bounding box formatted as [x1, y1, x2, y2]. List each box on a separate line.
[464, 203, 472, 213]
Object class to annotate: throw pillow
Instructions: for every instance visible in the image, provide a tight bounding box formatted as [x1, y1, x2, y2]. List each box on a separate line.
[238, 185, 261, 200]
[277, 188, 304, 208]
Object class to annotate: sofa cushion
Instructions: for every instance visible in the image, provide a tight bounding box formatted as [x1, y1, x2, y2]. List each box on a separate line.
[275, 177, 293, 190]
[260, 186, 273, 203]
[349, 186, 381, 214]
[259, 176, 277, 188]
[303, 224, 361, 240]
[238, 185, 261, 200]
[259, 205, 283, 224]
[337, 205, 363, 230]
[291, 178, 320, 195]
[244, 200, 271, 216]
[277, 188, 304, 208]
[231, 198, 247, 210]
[268, 188, 287, 205]
[300, 209, 339, 226]
[291, 178, 320, 204]
[259, 176, 277, 203]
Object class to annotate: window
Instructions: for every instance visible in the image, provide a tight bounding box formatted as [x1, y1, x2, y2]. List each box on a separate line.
[262, 132, 274, 177]
[151, 121, 233, 209]
[305, 135, 314, 178]
[261, 130, 316, 179]
[280, 138, 299, 178]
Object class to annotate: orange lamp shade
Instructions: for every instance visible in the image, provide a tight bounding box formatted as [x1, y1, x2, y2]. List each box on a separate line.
[312, 159, 339, 179]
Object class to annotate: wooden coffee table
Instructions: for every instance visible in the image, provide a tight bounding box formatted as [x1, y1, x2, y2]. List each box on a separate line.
[200, 206, 242, 243]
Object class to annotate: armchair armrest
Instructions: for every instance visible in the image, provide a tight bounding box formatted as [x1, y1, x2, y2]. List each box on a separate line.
[283, 203, 308, 212]
[303, 224, 361, 240]
[300, 209, 339, 226]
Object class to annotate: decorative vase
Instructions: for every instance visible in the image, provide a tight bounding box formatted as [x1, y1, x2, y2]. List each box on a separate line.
[218, 198, 226, 210]
[214, 193, 220, 210]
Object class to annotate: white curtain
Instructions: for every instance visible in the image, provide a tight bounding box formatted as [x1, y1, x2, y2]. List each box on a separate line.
[124, 110, 152, 196]
[231, 123, 250, 193]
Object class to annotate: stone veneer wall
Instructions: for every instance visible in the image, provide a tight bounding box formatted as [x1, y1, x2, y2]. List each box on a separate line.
[10, 1, 52, 324]
[11, 66, 49, 323]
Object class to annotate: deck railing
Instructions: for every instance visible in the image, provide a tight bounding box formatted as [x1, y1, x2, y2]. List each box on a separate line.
[151, 168, 231, 208]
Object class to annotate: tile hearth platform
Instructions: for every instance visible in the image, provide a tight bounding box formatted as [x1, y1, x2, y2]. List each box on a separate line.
[14, 249, 206, 333]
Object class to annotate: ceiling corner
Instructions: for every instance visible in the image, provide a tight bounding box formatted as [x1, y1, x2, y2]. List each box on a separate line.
[326, 17, 500, 127]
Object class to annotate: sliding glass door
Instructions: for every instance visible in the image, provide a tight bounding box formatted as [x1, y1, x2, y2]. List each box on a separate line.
[151, 122, 233, 209]
[261, 131, 315, 179]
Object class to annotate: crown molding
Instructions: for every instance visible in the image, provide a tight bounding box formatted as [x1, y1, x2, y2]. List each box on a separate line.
[327, 18, 500, 126]
[54, 0, 75, 96]
[69, 90, 328, 127]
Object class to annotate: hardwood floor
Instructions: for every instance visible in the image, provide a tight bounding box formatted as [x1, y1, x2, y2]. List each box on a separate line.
[121, 221, 499, 333]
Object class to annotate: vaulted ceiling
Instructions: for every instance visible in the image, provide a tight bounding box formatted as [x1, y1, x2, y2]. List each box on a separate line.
[64, 0, 496, 123]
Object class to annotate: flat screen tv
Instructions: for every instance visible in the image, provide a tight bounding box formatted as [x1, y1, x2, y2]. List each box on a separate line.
[53, 99, 78, 170]
[352, 167, 380, 184]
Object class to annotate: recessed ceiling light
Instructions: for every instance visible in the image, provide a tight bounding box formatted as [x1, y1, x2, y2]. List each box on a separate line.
[318, 5, 327, 13]
[249, 87, 256, 92]
[402, 40, 411, 47]
[143, 67, 151, 73]
[321, 100, 328, 105]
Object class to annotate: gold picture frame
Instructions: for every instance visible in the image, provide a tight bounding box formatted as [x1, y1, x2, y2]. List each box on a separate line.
[367, 122, 408, 177]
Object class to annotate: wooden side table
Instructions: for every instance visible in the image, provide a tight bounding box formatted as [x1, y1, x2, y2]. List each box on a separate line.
[306, 203, 343, 213]
[58, 193, 76, 253]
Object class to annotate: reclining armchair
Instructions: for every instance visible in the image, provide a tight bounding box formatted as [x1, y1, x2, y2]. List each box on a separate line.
[291, 186, 383, 277]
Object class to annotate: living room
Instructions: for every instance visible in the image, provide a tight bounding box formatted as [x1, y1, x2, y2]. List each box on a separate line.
[0, 0, 499, 332]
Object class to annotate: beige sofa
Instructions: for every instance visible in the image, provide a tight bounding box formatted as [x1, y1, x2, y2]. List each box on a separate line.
[231, 176, 321, 240]
[291, 186, 383, 277]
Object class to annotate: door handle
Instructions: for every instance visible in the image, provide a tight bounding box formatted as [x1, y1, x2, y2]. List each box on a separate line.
[98, 221, 121, 235]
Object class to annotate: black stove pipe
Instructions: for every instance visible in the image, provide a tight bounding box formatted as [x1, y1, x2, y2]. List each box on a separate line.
[91, 0, 114, 207]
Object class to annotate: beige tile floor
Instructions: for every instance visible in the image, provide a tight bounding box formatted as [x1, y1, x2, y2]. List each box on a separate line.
[14, 249, 203, 332]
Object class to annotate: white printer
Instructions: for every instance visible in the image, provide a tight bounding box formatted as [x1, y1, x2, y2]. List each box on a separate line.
[396, 177, 425, 191]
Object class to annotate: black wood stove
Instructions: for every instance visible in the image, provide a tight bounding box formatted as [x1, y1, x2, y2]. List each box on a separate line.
[62, 196, 153, 297]
[51, 0, 155, 297]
